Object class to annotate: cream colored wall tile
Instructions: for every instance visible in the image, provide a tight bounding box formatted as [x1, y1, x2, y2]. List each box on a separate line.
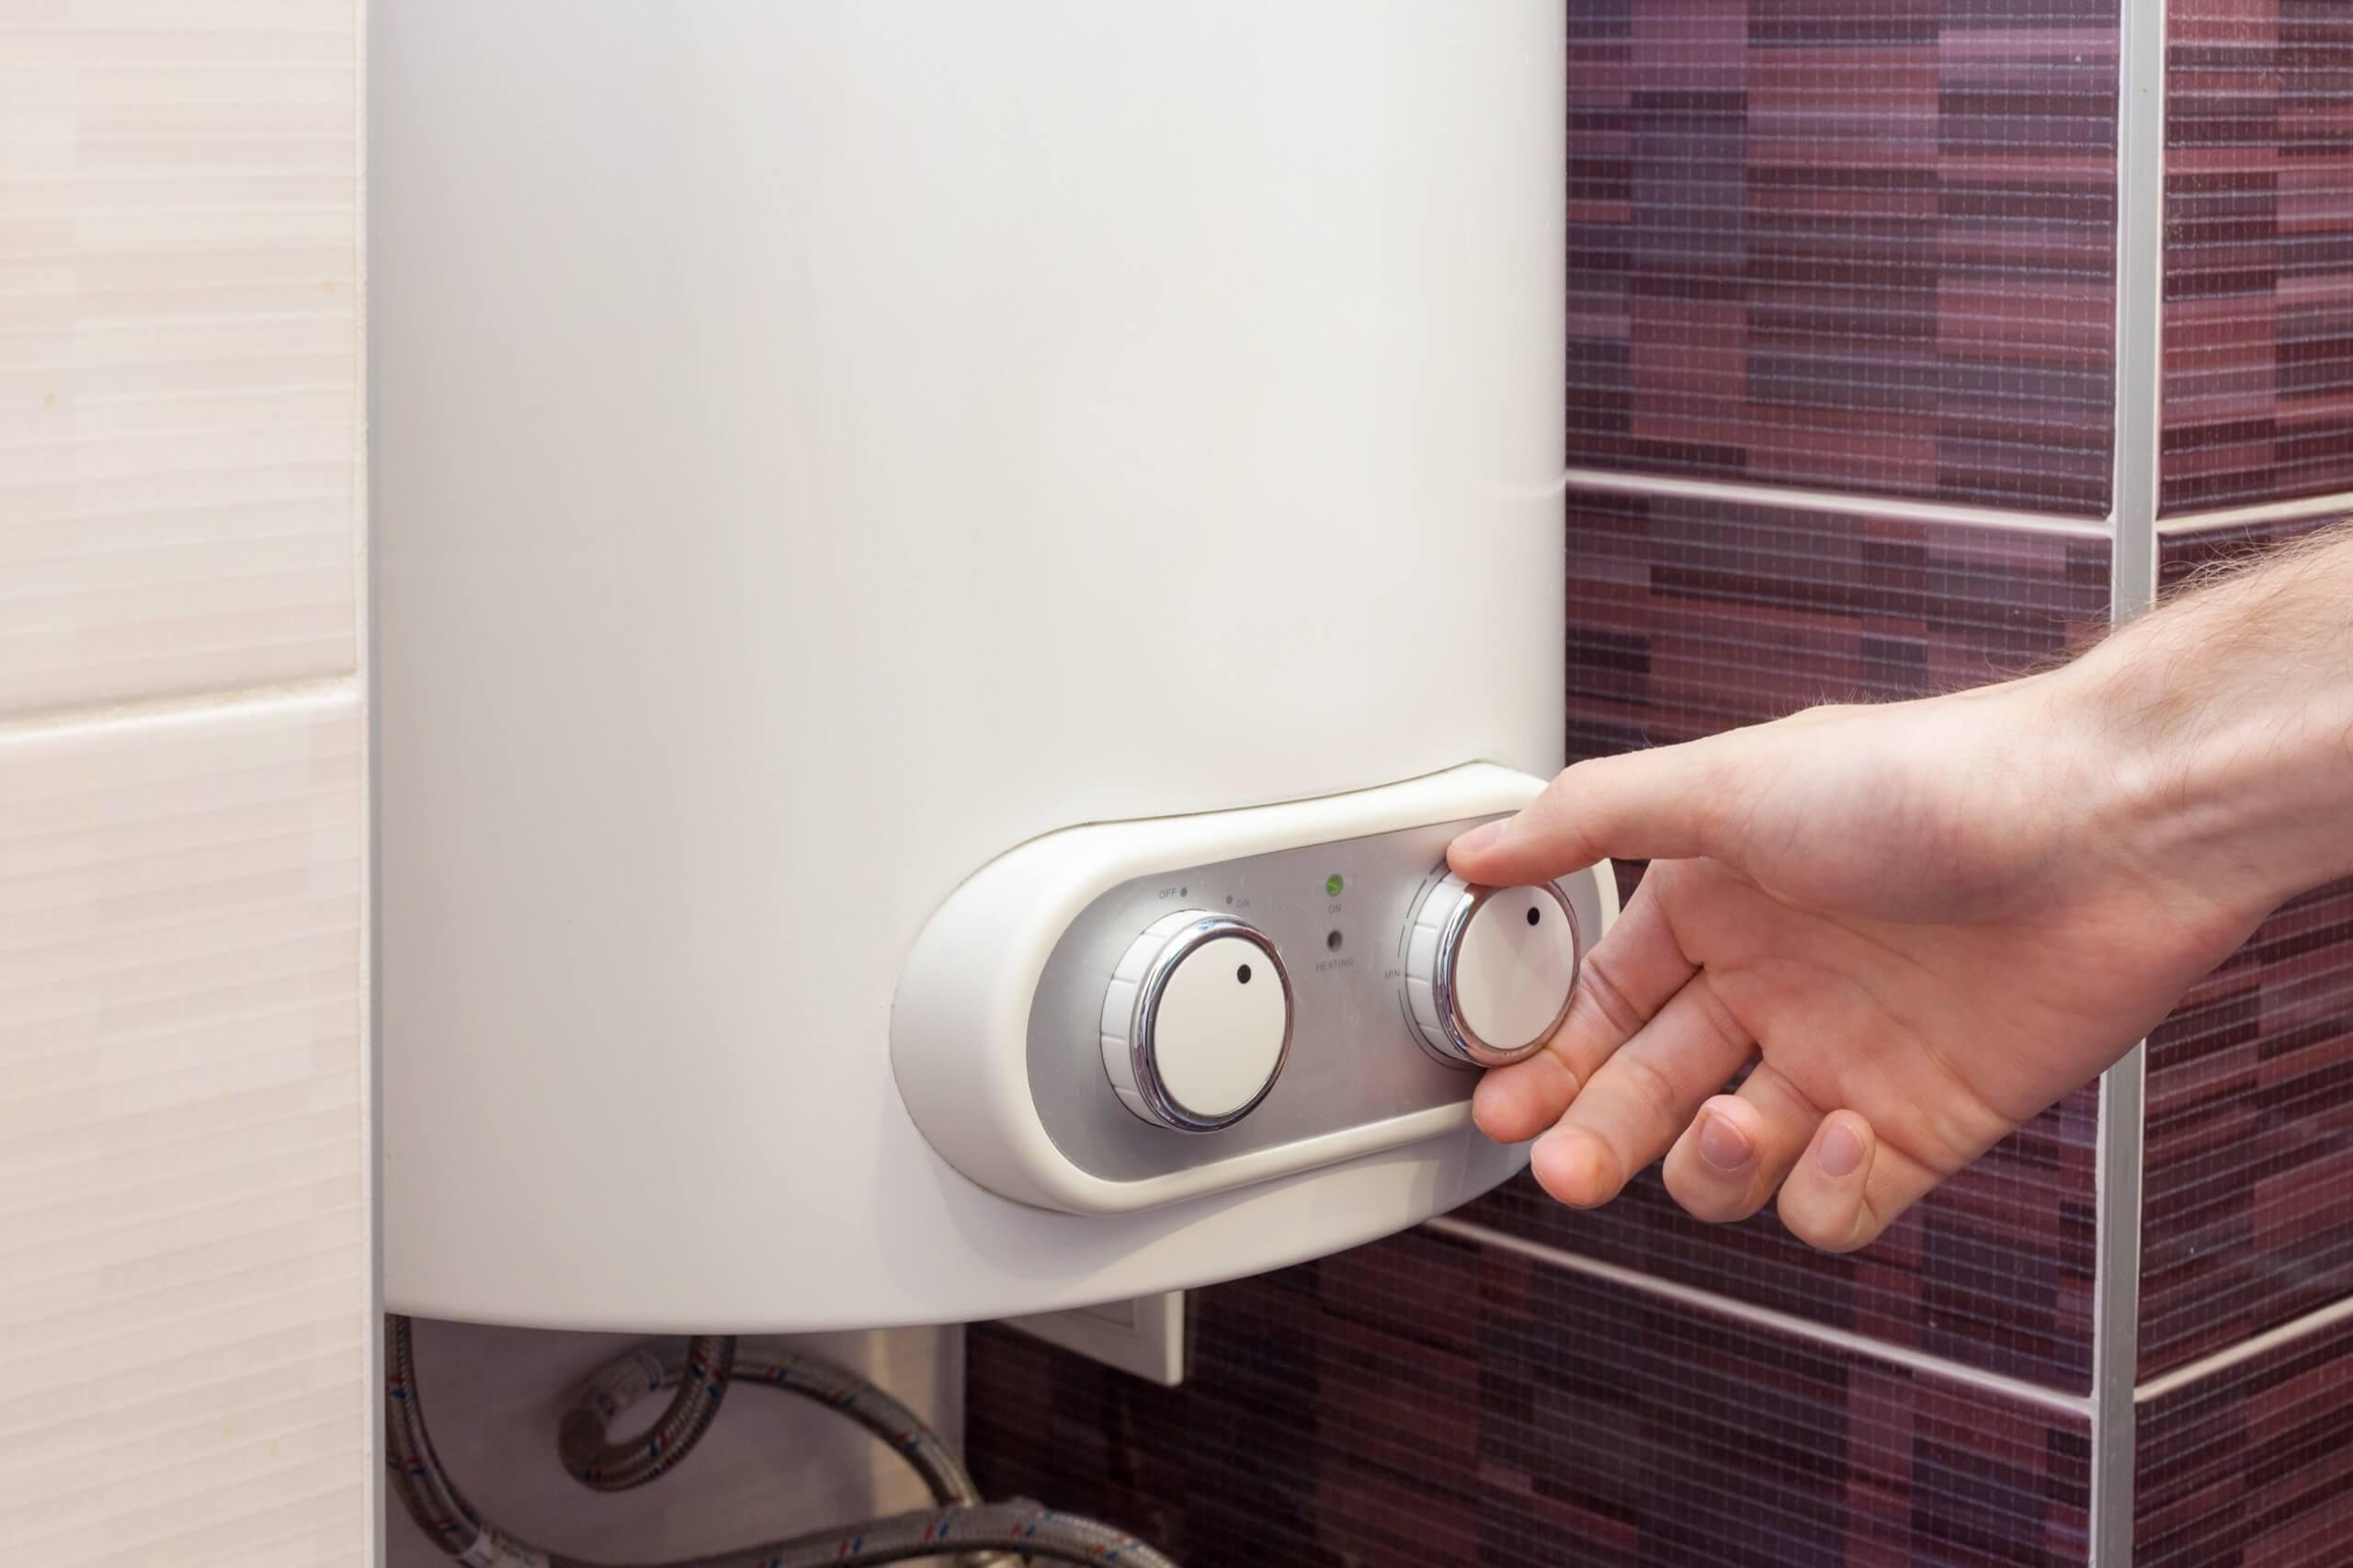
[0, 695, 368, 1567]
[0, 4, 361, 716]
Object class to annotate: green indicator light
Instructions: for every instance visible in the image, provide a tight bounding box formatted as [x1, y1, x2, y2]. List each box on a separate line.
[1324, 874, 1344, 897]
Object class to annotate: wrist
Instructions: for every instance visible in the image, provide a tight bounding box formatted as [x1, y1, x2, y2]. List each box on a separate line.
[2051, 616, 2353, 920]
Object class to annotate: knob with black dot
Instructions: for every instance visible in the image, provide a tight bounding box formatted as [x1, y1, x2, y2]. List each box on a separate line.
[1402, 870, 1582, 1068]
[1100, 911, 1292, 1131]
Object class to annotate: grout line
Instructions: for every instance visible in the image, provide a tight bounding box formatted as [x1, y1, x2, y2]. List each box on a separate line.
[2133, 1294, 2353, 1406]
[1558, 466, 2116, 538]
[1422, 1216, 2095, 1418]
[0, 674, 361, 748]
[2154, 490, 2353, 536]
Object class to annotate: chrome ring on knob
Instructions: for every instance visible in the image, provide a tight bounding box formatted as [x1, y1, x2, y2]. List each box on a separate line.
[1406, 875, 1583, 1070]
[1128, 915, 1294, 1132]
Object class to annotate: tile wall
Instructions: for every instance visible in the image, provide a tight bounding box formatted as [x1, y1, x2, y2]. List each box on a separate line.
[2131, 1, 2353, 1556]
[1564, 0, 2119, 511]
[969, 3, 2353, 1564]
[0, 7, 372, 1565]
[2138, 520, 2353, 1383]
[2161, 2, 2353, 513]
[972, 1229, 2092, 1568]
[2134, 1311, 2353, 1567]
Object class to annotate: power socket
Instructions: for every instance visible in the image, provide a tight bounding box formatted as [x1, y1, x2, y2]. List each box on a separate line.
[998, 1291, 1187, 1387]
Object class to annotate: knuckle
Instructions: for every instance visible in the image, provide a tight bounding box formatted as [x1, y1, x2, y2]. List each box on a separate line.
[1574, 955, 1645, 1043]
[1613, 1051, 1685, 1132]
[1688, 981, 1752, 1056]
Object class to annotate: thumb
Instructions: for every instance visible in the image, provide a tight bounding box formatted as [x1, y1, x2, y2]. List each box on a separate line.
[1449, 740, 1740, 885]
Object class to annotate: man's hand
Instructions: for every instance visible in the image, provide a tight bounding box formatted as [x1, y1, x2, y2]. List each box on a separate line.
[1449, 528, 2353, 1250]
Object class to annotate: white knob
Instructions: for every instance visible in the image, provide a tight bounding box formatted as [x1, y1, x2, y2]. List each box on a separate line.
[1403, 873, 1581, 1068]
[1100, 911, 1291, 1131]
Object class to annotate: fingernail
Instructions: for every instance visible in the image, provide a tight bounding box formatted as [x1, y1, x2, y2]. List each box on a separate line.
[1454, 818, 1508, 857]
[1818, 1120, 1865, 1179]
[1697, 1111, 1753, 1173]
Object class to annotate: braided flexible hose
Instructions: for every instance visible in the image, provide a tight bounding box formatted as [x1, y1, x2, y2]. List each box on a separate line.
[562, 1342, 1005, 1568]
[557, 1337, 736, 1491]
[386, 1314, 1180, 1568]
[654, 1346, 981, 1507]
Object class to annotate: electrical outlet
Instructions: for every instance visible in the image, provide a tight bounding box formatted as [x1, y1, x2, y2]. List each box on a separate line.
[998, 1291, 1187, 1387]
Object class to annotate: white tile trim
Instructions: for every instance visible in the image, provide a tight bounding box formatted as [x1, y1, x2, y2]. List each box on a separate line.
[2133, 1292, 2353, 1405]
[2155, 491, 2353, 536]
[2108, 20, 2166, 620]
[1422, 1215, 2094, 1418]
[2091, 1048, 2150, 1563]
[1559, 466, 2115, 539]
[2089, 0, 2170, 1555]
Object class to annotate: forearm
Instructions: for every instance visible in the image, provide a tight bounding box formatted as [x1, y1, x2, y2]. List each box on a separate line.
[2054, 523, 2353, 918]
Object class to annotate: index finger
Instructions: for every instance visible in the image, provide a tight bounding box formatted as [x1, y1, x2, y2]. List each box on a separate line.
[1470, 865, 1699, 1144]
[1448, 741, 1740, 889]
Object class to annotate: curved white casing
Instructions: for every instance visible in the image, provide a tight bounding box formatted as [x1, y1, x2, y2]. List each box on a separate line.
[375, 0, 1567, 1330]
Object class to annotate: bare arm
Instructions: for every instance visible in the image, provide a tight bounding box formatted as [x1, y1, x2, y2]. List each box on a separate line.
[1447, 524, 2353, 1251]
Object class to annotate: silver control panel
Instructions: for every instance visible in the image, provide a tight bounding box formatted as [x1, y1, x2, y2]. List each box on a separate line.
[1025, 814, 1606, 1183]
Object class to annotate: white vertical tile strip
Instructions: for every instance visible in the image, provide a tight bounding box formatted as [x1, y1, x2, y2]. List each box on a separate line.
[0, 2, 362, 719]
[2091, 0, 2169, 1561]
[0, 3, 370, 1565]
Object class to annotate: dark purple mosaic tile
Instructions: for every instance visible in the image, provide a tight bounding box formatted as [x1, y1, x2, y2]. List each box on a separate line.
[1567, 0, 2119, 512]
[1463, 492, 2112, 1391]
[2136, 1312, 2353, 1566]
[967, 1227, 2091, 1567]
[2164, 1, 2353, 513]
[2135, 507, 2353, 1380]
[2141, 878, 2353, 1380]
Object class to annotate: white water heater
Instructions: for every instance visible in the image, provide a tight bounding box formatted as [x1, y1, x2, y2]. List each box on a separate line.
[375, 0, 1608, 1333]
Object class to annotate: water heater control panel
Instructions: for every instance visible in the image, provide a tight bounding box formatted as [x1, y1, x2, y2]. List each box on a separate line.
[892, 765, 1617, 1215]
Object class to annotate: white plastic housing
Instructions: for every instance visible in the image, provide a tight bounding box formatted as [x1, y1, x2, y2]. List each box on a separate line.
[375, 0, 1567, 1330]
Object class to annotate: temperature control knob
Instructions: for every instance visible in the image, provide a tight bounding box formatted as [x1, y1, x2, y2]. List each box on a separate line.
[1100, 911, 1292, 1131]
[1403, 873, 1581, 1068]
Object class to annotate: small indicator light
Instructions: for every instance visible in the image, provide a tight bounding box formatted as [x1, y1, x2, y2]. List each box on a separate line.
[1324, 874, 1344, 897]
